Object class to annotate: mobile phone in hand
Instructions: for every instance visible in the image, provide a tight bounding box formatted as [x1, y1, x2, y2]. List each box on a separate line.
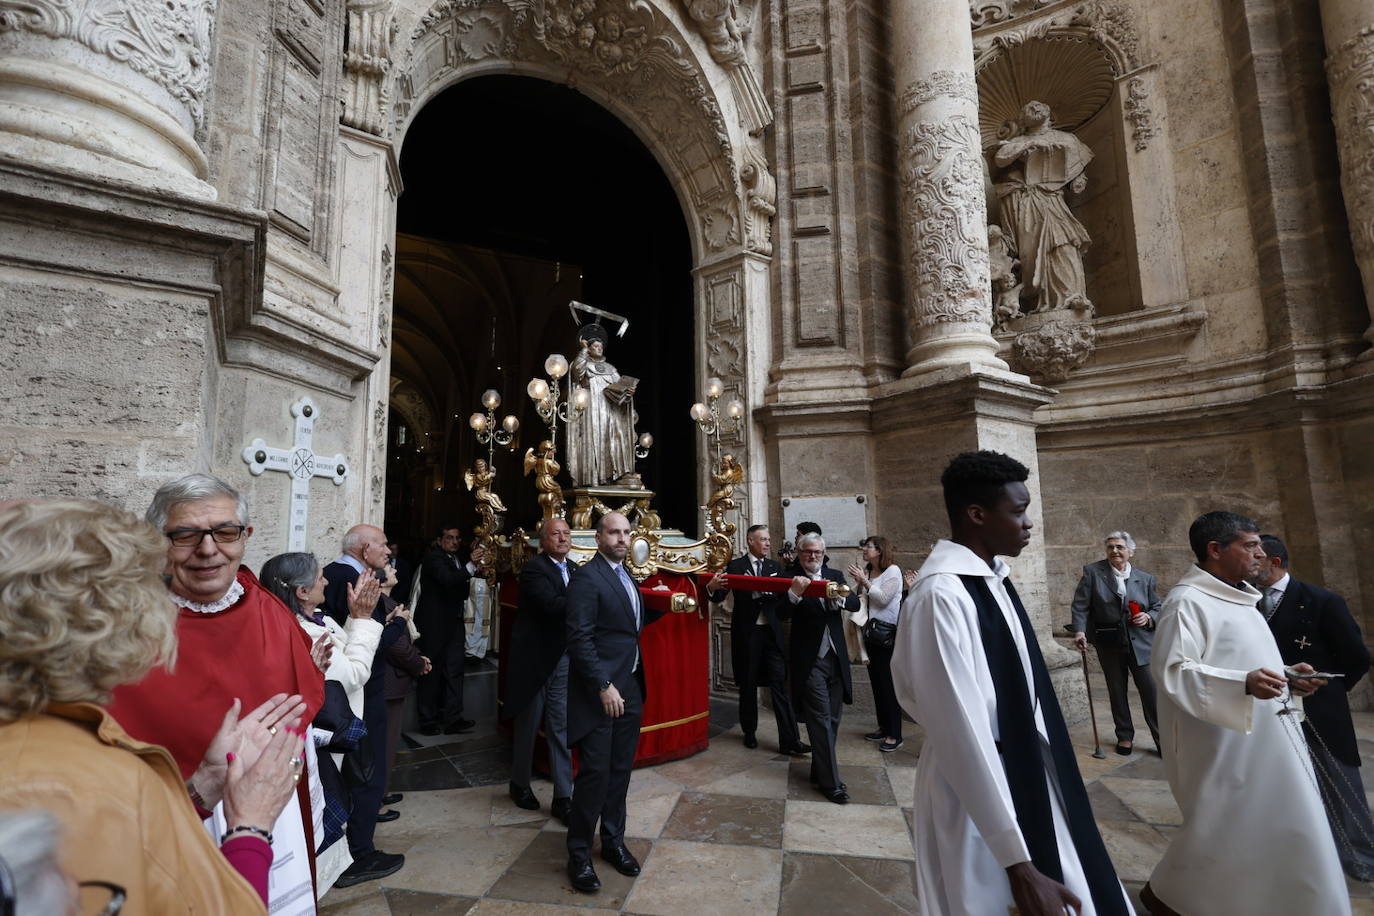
[1285, 667, 1343, 680]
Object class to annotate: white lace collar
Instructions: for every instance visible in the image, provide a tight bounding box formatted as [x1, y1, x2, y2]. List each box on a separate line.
[170, 579, 245, 615]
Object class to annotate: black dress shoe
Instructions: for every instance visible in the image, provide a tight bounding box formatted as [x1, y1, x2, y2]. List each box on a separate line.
[443, 718, 476, 735]
[780, 743, 811, 756]
[419, 724, 441, 737]
[382, 792, 403, 805]
[568, 859, 601, 893]
[1115, 743, 1133, 756]
[375, 808, 400, 823]
[335, 850, 405, 888]
[863, 731, 885, 741]
[550, 796, 572, 825]
[600, 843, 641, 876]
[509, 782, 540, 810]
[821, 787, 849, 804]
[743, 733, 758, 749]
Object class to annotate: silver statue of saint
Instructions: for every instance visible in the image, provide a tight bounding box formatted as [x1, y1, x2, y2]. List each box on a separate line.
[566, 322, 639, 487]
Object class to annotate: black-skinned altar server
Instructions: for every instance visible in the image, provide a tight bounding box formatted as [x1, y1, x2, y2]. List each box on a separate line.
[893, 451, 1130, 916]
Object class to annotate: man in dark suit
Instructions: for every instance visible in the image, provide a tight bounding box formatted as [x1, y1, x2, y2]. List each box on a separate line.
[1070, 531, 1162, 755]
[1256, 534, 1374, 880]
[786, 532, 859, 804]
[505, 516, 574, 823]
[414, 524, 483, 736]
[707, 524, 808, 755]
[564, 511, 665, 893]
[323, 523, 408, 887]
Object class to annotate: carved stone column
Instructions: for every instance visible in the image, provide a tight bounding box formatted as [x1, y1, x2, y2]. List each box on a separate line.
[0, 0, 216, 199]
[893, 0, 1006, 376]
[1321, 3, 1374, 353]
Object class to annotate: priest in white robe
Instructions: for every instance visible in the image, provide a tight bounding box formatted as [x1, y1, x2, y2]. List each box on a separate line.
[1144, 510, 1348, 915]
[894, 450, 1132, 916]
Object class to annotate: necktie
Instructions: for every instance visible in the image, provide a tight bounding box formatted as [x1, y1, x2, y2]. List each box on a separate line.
[1259, 586, 1279, 620]
[617, 564, 640, 629]
[557, 561, 568, 585]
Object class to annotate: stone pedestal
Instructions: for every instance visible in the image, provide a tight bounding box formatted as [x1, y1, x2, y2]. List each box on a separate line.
[0, 0, 216, 199]
[892, 0, 1006, 377]
[1320, 3, 1374, 354]
[870, 366, 1087, 723]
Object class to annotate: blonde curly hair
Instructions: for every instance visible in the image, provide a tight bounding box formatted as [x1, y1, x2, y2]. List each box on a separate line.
[0, 499, 177, 721]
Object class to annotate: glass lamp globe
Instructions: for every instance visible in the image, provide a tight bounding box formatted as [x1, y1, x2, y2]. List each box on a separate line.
[482, 389, 501, 410]
[527, 378, 550, 401]
[469, 412, 487, 431]
[704, 377, 724, 399]
[725, 399, 745, 419]
[545, 354, 569, 378]
[689, 402, 709, 422]
[502, 415, 520, 433]
[573, 388, 591, 409]
[638, 432, 654, 448]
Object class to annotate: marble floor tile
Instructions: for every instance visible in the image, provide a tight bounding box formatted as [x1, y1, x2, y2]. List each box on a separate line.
[1100, 777, 1182, 826]
[485, 830, 649, 910]
[383, 827, 542, 897]
[787, 762, 895, 807]
[779, 852, 918, 915]
[1086, 780, 1140, 823]
[783, 801, 914, 860]
[384, 889, 480, 916]
[696, 760, 792, 799]
[661, 791, 785, 847]
[468, 900, 618, 915]
[319, 892, 394, 916]
[625, 790, 682, 839]
[1108, 752, 1168, 781]
[489, 784, 554, 828]
[653, 745, 760, 789]
[373, 787, 498, 844]
[1097, 820, 1171, 883]
[625, 767, 686, 799]
[886, 766, 916, 809]
[388, 757, 468, 792]
[623, 839, 783, 916]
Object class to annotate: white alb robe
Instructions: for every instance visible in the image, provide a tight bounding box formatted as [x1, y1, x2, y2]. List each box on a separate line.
[1148, 565, 1349, 914]
[892, 539, 1131, 915]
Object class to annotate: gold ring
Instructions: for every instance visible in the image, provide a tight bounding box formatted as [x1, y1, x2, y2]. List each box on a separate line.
[268, 726, 277, 736]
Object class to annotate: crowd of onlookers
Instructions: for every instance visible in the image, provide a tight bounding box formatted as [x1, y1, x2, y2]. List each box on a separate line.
[0, 475, 492, 913]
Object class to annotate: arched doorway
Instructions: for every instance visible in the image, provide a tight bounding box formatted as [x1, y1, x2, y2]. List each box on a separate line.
[385, 74, 695, 546]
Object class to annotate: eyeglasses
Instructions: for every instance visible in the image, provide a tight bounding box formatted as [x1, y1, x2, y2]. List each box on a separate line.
[0, 853, 124, 916]
[164, 525, 247, 547]
[799, 550, 824, 557]
[80, 881, 126, 916]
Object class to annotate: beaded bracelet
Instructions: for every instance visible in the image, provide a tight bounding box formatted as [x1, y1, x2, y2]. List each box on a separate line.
[221, 825, 273, 845]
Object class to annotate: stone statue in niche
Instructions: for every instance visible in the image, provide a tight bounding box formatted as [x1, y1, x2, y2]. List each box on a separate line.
[567, 322, 640, 488]
[993, 100, 1095, 315]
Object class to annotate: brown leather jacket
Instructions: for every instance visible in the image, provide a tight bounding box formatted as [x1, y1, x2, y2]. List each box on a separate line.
[0, 703, 267, 915]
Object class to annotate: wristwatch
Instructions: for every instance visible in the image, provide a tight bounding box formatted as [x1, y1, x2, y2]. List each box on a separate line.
[598, 680, 613, 692]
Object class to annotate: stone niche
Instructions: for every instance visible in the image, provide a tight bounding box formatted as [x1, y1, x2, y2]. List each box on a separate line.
[973, 0, 1189, 385]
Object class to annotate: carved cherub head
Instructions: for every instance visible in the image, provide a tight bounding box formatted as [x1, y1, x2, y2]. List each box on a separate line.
[473, 458, 489, 473]
[1020, 100, 1052, 131]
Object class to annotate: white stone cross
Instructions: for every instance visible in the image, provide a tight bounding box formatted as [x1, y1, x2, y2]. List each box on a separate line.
[242, 396, 351, 551]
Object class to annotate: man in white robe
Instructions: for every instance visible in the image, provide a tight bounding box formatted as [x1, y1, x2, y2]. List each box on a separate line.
[1143, 511, 1348, 915]
[894, 450, 1131, 916]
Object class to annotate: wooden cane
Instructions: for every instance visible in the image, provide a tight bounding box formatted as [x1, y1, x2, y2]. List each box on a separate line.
[1081, 645, 1107, 759]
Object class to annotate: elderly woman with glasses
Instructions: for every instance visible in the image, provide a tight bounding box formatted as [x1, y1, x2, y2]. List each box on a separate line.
[105, 475, 325, 907]
[0, 499, 306, 913]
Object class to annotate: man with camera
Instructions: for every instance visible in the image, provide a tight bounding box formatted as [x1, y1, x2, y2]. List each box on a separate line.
[1071, 531, 1161, 756]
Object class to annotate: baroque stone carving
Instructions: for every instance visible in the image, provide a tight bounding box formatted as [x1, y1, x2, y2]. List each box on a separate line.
[0, 0, 214, 128]
[899, 70, 978, 116]
[343, 0, 396, 135]
[1122, 75, 1155, 151]
[988, 224, 1022, 330]
[740, 142, 775, 255]
[1327, 26, 1374, 272]
[679, 0, 771, 132]
[1010, 316, 1096, 382]
[992, 100, 1094, 314]
[973, 0, 1139, 75]
[394, 0, 742, 252]
[899, 115, 991, 328]
[377, 243, 393, 347]
[968, 0, 1055, 29]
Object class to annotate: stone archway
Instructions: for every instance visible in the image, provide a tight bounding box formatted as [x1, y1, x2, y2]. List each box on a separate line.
[338, 0, 777, 529]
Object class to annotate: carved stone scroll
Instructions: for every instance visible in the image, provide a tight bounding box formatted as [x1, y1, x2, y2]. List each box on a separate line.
[679, 0, 772, 133]
[343, 0, 395, 135]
